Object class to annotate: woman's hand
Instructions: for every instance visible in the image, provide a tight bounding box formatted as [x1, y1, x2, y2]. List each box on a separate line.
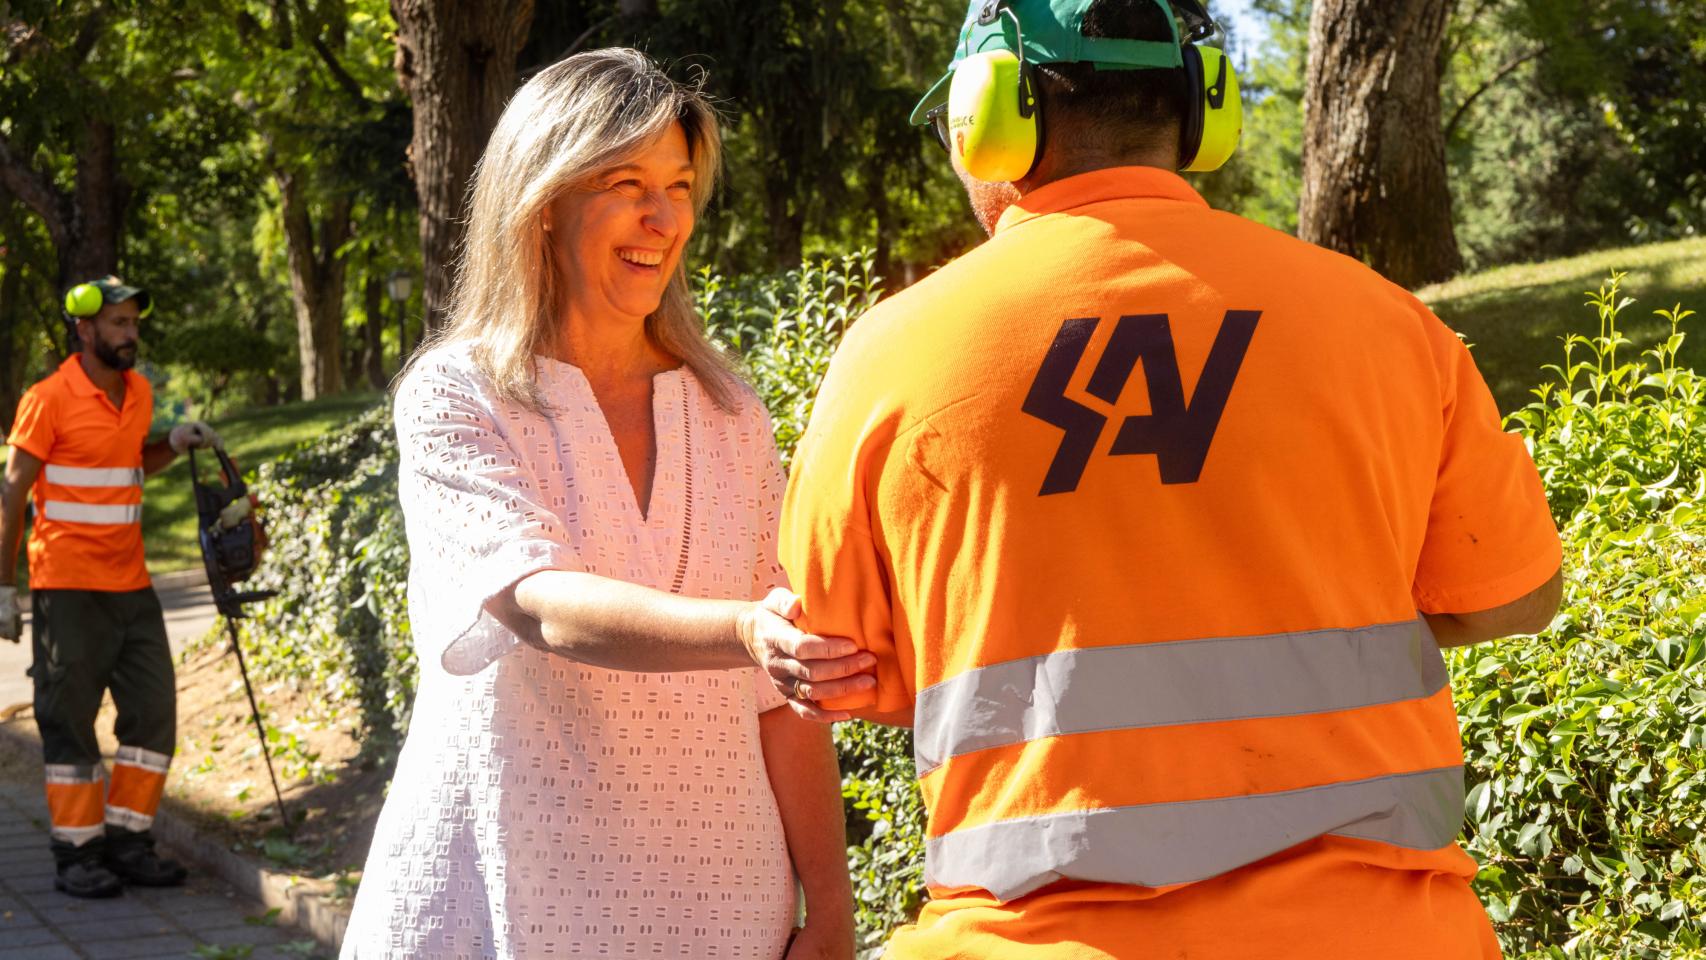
[741, 588, 877, 722]
[784, 921, 855, 960]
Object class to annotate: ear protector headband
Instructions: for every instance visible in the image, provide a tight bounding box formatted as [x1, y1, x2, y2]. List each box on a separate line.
[63, 280, 153, 320]
[941, 0, 1242, 182]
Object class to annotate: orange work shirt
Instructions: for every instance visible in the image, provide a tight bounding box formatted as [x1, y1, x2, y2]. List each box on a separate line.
[781, 167, 1560, 959]
[9, 354, 154, 592]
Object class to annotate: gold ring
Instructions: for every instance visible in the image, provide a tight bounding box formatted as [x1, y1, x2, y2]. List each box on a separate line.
[787, 677, 803, 699]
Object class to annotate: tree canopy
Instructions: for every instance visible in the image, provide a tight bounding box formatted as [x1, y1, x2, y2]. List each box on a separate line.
[0, 0, 1699, 419]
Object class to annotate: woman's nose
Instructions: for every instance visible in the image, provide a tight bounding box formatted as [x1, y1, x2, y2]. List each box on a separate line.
[641, 191, 680, 238]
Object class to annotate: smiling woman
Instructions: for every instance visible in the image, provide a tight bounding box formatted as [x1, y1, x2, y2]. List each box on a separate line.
[338, 49, 865, 960]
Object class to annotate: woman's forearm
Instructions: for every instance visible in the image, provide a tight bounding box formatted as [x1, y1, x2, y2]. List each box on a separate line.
[504, 569, 758, 671]
[760, 707, 855, 946]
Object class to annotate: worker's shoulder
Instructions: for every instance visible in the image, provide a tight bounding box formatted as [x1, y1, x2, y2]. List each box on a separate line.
[832, 236, 1017, 362]
[17, 361, 74, 410]
[1209, 207, 1436, 306]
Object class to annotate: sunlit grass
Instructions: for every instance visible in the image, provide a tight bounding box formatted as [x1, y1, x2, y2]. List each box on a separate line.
[1417, 237, 1706, 413]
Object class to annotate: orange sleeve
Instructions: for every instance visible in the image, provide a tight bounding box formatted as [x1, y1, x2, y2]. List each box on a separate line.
[780, 342, 912, 714]
[1412, 319, 1561, 614]
[8, 385, 55, 462]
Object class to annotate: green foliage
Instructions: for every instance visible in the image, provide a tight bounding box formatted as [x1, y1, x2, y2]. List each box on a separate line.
[700, 252, 882, 468]
[1455, 273, 1706, 957]
[837, 721, 927, 959]
[225, 403, 414, 746]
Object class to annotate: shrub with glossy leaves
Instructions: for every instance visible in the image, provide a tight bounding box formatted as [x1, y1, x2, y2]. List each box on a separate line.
[1456, 274, 1706, 958]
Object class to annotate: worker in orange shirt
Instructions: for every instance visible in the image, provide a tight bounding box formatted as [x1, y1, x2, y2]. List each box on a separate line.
[0, 275, 222, 898]
[779, 0, 1563, 957]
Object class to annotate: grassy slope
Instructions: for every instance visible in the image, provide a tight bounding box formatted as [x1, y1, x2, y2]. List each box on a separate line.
[1416, 237, 1706, 413]
[143, 391, 382, 572]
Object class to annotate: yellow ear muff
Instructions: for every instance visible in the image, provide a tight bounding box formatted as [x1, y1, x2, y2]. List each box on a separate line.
[1180, 45, 1242, 173]
[948, 49, 1040, 183]
[65, 283, 104, 318]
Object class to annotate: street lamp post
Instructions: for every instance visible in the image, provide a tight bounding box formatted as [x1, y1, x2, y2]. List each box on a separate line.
[386, 270, 414, 370]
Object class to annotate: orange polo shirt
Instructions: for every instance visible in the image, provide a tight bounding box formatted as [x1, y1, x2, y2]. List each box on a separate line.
[781, 167, 1559, 958]
[9, 355, 154, 592]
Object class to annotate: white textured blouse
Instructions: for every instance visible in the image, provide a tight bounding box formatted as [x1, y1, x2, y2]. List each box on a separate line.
[342, 343, 795, 959]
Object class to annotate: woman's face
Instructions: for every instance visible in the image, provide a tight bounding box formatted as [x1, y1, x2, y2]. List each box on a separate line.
[547, 122, 696, 329]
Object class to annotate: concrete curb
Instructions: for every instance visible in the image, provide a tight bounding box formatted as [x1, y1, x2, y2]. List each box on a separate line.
[0, 717, 349, 955]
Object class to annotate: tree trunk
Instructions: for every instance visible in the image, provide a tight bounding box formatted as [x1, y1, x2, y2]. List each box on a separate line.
[390, 0, 536, 333]
[363, 272, 387, 389]
[0, 120, 124, 292]
[0, 259, 20, 431]
[1298, 0, 1462, 288]
[65, 119, 123, 286]
[765, 182, 803, 271]
[278, 169, 353, 400]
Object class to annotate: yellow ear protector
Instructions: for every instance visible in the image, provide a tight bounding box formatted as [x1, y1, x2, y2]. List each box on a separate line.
[1178, 41, 1242, 172]
[64, 283, 106, 318]
[63, 279, 153, 320]
[938, 0, 1242, 181]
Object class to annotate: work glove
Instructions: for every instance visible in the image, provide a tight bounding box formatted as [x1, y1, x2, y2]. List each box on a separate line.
[168, 421, 223, 454]
[0, 585, 21, 644]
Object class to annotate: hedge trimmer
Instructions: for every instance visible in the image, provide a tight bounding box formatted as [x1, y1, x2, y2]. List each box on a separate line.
[188, 446, 292, 837]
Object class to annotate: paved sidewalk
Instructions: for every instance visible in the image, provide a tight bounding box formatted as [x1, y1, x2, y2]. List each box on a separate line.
[0, 780, 324, 960]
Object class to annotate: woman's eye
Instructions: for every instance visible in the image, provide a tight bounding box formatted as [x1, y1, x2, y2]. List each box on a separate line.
[610, 180, 644, 198]
[666, 182, 692, 200]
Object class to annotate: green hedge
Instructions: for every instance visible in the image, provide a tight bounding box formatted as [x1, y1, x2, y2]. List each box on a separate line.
[234, 264, 1704, 957]
[1455, 276, 1706, 959]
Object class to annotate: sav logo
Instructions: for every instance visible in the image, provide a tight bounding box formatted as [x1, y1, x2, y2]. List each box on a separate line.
[1020, 311, 1260, 495]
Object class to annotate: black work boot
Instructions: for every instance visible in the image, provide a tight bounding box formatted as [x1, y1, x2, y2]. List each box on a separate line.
[50, 838, 123, 898]
[102, 826, 187, 887]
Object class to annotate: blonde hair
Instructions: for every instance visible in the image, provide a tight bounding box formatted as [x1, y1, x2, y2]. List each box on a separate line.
[422, 47, 741, 411]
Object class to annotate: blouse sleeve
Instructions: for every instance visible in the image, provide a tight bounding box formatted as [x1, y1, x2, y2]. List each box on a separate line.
[742, 395, 790, 715]
[395, 351, 581, 676]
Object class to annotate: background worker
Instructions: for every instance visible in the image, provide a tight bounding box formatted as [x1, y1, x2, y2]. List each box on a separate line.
[0, 275, 222, 898]
[780, 0, 1563, 957]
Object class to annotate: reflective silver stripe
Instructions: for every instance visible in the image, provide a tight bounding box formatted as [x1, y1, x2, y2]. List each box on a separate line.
[44, 763, 103, 785]
[43, 500, 142, 525]
[44, 464, 143, 487]
[105, 805, 155, 831]
[915, 619, 1445, 774]
[114, 745, 171, 774]
[51, 823, 106, 845]
[925, 765, 1465, 901]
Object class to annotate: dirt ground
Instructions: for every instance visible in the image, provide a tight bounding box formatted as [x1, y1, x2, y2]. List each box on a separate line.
[1, 638, 395, 897]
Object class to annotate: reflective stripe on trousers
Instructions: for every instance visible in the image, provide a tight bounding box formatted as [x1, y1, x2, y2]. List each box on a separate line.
[107, 745, 171, 831]
[915, 618, 1463, 901]
[44, 763, 106, 845]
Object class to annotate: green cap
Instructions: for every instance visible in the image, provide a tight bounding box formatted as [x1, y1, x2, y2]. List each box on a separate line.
[65, 275, 153, 319]
[910, 0, 1186, 126]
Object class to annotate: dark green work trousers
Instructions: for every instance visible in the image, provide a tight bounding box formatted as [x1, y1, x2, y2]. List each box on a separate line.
[30, 588, 176, 767]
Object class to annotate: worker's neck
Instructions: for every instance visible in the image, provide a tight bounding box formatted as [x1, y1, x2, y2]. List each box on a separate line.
[1017, 145, 1180, 196]
[78, 351, 125, 395]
